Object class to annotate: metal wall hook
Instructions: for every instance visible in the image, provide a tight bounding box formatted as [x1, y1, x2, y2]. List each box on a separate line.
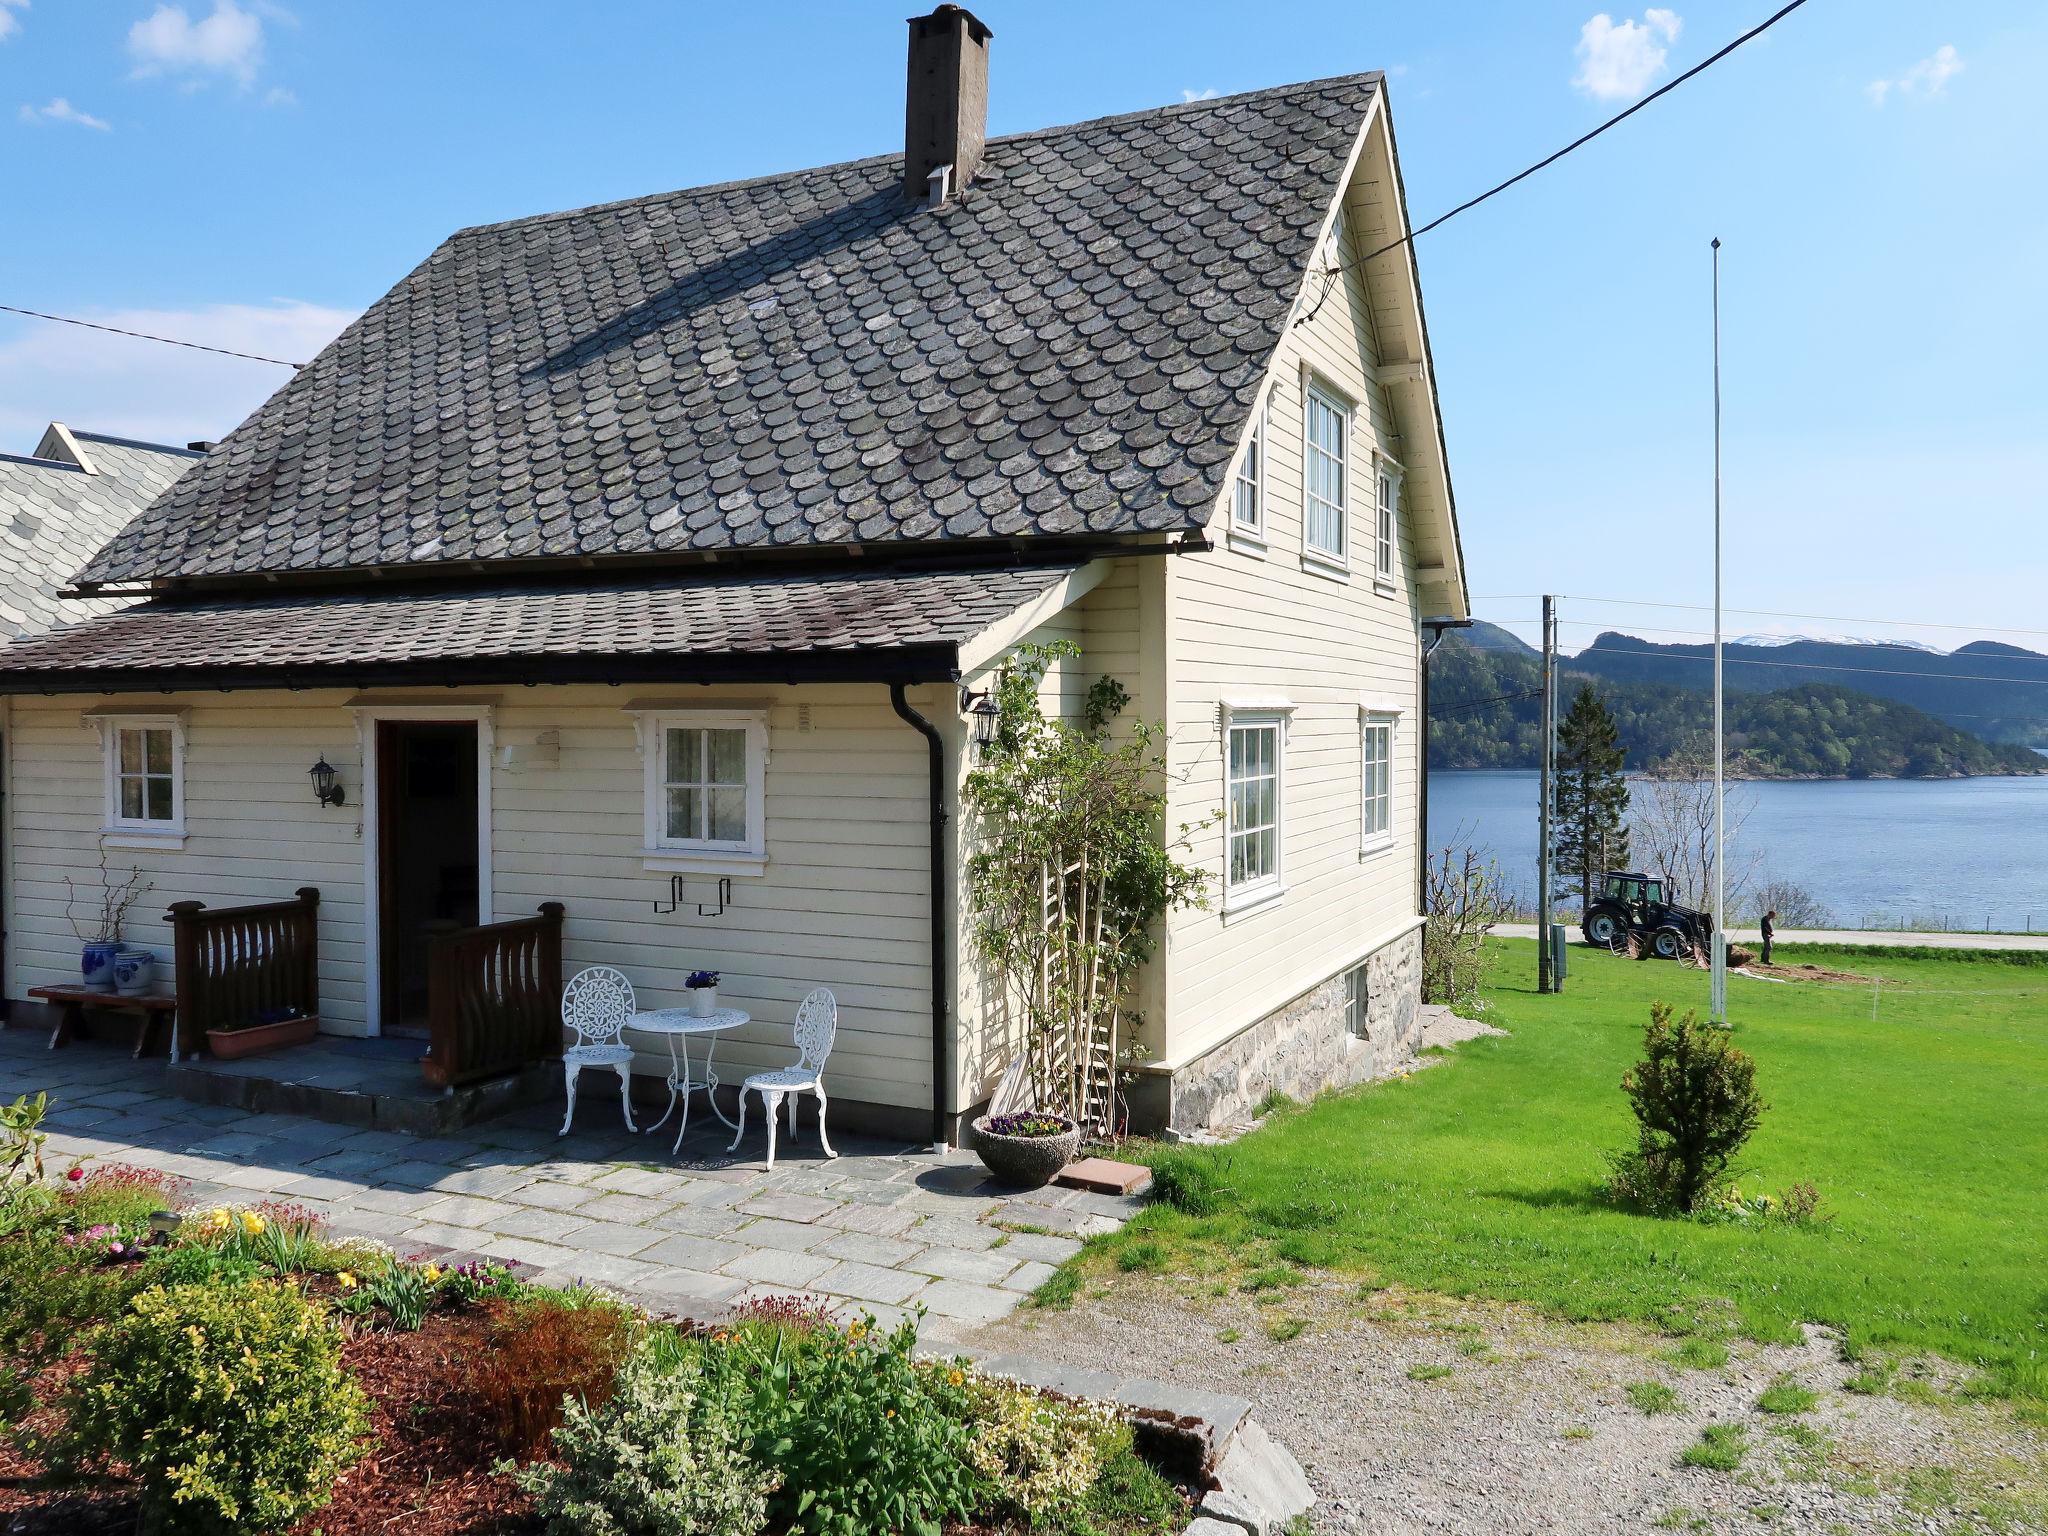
[653, 874, 732, 918]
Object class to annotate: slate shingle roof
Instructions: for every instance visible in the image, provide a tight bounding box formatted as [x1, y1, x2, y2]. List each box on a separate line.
[0, 429, 200, 637]
[0, 562, 1079, 689]
[77, 75, 1380, 587]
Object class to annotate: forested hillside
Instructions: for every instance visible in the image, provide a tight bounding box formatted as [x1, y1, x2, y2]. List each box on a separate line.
[1430, 626, 2048, 778]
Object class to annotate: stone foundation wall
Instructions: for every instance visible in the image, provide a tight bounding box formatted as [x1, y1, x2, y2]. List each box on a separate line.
[1143, 926, 1424, 1135]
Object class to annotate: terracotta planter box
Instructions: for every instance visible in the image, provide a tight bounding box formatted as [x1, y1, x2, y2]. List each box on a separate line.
[206, 1015, 319, 1060]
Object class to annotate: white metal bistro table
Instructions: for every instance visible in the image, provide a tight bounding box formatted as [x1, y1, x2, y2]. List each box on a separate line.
[628, 1007, 750, 1154]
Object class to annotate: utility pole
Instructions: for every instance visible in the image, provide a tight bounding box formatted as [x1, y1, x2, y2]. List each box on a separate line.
[1710, 238, 1729, 1025]
[1538, 594, 1556, 994]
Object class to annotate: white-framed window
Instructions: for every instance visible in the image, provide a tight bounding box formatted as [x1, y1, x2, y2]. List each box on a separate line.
[1343, 959, 1371, 1041]
[1222, 703, 1289, 909]
[633, 708, 769, 868]
[1361, 712, 1395, 851]
[1375, 465, 1398, 582]
[1231, 396, 1267, 537]
[1302, 381, 1350, 563]
[98, 714, 186, 841]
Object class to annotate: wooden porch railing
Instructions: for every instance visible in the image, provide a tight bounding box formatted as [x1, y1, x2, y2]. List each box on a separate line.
[165, 887, 321, 1058]
[423, 903, 564, 1088]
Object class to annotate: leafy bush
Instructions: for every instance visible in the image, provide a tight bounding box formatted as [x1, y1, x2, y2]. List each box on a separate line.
[470, 1292, 637, 1456]
[0, 1227, 143, 1440]
[961, 1377, 1119, 1525]
[0, 1093, 48, 1199]
[68, 1279, 367, 1535]
[60, 1163, 186, 1231]
[686, 1313, 981, 1536]
[1608, 1002, 1765, 1214]
[513, 1348, 773, 1536]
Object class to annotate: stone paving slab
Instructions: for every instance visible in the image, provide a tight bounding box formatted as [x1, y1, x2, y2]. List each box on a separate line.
[0, 1030, 1137, 1330]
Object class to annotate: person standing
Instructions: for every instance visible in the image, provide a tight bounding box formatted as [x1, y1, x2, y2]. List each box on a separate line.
[1760, 909, 1776, 966]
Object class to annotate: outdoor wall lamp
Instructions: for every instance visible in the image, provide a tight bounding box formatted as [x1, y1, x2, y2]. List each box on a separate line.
[308, 756, 345, 807]
[960, 687, 1001, 749]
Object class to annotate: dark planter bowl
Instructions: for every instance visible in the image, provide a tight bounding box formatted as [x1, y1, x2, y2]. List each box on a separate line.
[970, 1114, 1081, 1189]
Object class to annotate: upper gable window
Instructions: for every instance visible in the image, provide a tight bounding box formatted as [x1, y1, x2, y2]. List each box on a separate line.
[1302, 383, 1349, 564]
[1375, 466, 1399, 582]
[1231, 399, 1267, 537]
[99, 714, 186, 842]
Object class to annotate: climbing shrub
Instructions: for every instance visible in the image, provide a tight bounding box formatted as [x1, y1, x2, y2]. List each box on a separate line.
[67, 1279, 367, 1536]
[1607, 1002, 1765, 1214]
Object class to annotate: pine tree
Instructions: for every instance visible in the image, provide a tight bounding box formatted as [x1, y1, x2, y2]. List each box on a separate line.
[1553, 683, 1631, 911]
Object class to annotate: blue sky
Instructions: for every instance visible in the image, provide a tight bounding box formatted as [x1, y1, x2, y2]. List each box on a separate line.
[3, 1, 2043, 655]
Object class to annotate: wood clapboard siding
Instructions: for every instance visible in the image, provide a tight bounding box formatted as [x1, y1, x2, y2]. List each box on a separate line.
[1158, 129, 1424, 1069]
[4, 682, 952, 1112]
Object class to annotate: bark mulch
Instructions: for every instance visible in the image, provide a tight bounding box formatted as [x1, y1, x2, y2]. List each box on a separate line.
[0, 1313, 541, 1536]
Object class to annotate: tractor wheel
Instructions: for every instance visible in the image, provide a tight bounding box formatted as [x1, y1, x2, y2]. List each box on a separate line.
[1584, 910, 1624, 949]
[1651, 925, 1689, 961]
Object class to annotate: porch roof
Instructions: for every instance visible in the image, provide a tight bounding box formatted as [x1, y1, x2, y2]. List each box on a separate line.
[0, 560, 1081, 693]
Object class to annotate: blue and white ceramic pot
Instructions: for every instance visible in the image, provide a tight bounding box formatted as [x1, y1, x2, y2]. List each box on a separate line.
[113, 948, 156, 997]
[81, 941, 120, 990]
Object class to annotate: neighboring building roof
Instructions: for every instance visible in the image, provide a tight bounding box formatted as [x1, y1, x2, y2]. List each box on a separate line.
[77, 75, 1382, 589]
[0, 561, 1081, 692]
[0, 425, 201, 638]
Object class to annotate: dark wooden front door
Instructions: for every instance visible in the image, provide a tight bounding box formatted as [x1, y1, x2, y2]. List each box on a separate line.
[377, 721, 480, 1035]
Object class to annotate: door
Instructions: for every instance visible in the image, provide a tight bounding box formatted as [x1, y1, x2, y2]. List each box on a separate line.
[376, 721, 480, 1035]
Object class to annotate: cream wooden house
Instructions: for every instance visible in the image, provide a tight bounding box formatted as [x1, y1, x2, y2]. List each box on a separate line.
[0, 9, 1466, 1140]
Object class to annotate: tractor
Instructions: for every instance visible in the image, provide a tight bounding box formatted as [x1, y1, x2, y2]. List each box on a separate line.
[1581, 871, 1712, 960]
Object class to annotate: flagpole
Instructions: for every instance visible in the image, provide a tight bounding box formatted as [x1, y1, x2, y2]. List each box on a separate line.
[1710, 237, 1728, 1024]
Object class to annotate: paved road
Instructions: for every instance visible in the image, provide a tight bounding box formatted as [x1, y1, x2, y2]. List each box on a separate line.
[1497, 922, 2048, 952]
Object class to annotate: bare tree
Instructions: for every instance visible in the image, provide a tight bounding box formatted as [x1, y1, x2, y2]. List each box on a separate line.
[1746, 876, 1831, 928]
[1628, 739, 1759, 921]
[1422, 845, 1514, 1008]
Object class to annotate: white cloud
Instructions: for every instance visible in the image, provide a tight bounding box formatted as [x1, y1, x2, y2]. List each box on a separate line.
[1867, 44, 1963, 106]
[1180, 87, 1219, 103]
[0, 300, 355, 449]
[0, 0, 26, 44]
[262, 84, 296, 107]
[18, 97, 111, 131]
[128, 1, 265, 88]
[1573, 9, 1683, 101]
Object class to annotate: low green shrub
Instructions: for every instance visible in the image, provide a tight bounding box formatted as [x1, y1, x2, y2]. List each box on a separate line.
[687, 1313, 981, 1536]
[961, 1376, 1119, 1526]
[143, 1241, 262, 1289]
[514, 1348, 773, 1536]
[0, 1228, 144, 1439]
[68, 1278, 367, 1536]
[59, 1163, 187, 1232]
[1608, 1002, 1765, 1215]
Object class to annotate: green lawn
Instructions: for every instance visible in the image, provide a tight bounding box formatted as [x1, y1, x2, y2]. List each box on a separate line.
[1088, 939, 2048, 1396]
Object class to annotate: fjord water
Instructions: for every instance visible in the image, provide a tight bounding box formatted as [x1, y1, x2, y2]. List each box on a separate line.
[1428, 770, 2048, 932]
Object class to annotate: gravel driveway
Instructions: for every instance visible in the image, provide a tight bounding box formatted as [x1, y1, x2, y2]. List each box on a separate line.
[965, 1275, 2047, 1534]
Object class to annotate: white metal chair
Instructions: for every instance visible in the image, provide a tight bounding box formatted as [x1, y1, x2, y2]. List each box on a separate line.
[727, 988, 837, 1170]
[559, 966, 640, 1137]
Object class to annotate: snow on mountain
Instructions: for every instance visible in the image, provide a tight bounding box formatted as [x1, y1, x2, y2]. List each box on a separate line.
[1725, 631, 1946, 653]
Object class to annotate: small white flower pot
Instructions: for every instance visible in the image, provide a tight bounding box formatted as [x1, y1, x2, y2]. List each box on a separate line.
[689, 987, 717, 1018]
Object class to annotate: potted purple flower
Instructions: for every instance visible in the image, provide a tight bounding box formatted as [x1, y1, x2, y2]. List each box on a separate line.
[970, 1110, 1081, 1189]
[685, 969, 720, 1018]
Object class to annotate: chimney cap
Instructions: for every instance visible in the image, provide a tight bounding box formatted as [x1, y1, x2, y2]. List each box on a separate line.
[909, 5, 992, 41]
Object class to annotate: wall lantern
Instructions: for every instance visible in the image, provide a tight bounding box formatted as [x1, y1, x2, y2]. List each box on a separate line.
[960, 688, 1001, 750]
[309, 756, 345, 807]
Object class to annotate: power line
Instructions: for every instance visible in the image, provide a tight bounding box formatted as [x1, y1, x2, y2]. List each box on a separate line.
[1471, 594, 2048, 642]
[1296, 0, 1815, 326]
[0, 303, 305, 368]
[1428, 687, 1543, 717]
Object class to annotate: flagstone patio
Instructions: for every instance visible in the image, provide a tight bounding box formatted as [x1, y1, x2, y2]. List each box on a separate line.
[0, 1028, 1141, 1338]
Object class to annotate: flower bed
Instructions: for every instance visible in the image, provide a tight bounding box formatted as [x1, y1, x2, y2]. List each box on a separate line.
[0, 1093, 1190, 1536]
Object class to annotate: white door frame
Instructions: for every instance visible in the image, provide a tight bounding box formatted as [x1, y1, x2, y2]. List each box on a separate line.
[351, 703, 494, 1037]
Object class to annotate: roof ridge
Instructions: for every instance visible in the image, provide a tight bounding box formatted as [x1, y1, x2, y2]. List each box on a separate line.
[450, 71, 1382, 242]
[68, 431, 205, 458]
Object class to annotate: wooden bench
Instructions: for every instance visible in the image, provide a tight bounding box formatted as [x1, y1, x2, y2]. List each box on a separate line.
[25, 986, 178, 1059]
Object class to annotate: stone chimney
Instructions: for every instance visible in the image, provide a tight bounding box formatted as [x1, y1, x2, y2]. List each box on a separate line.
[903, 5, 992, 204]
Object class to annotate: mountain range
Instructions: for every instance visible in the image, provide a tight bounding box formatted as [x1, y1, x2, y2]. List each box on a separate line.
[1432, 623, 2048, 778]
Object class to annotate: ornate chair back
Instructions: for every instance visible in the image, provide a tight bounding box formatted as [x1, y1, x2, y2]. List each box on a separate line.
[792, 988, 837, 1073]
[562, 966, 635, 1048]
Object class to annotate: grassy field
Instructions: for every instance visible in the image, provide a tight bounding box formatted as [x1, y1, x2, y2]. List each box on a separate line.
[1081, 940, 2048, 1396]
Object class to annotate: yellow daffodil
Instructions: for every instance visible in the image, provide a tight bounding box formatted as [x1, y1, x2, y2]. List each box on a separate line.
[947, 1368, 965, 1386]
[423, 1264, 443, 1283]
[885, 1408, 896, 1419]
[337, 1271, 357, 1289]
[239, 1210, 266, 1237]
